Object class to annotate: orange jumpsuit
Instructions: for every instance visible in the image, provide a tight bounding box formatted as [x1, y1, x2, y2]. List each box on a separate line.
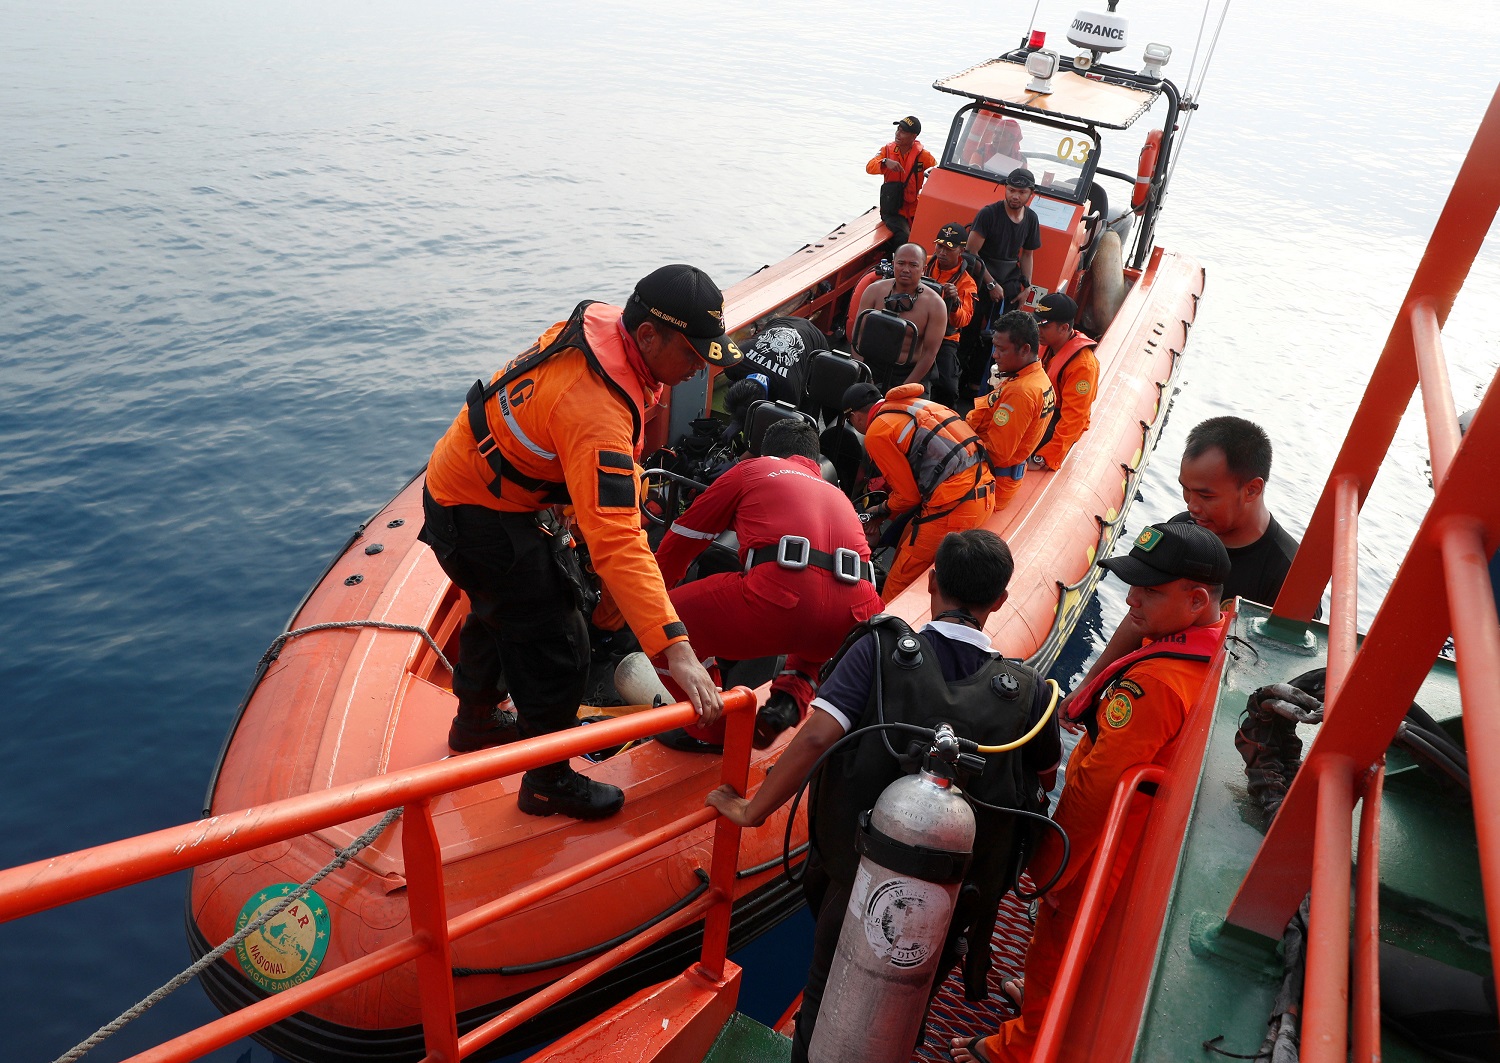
[867, 141, 936, 221]
[424, 303, 690, 743]
[864, 384, 995, 601]
[1033, 331, 1099, 470]
[924, 258, 978, 343]
[426, 304, 685, 659]
[977, 622, 1226, 1062]
[965, 360, 1056, 512]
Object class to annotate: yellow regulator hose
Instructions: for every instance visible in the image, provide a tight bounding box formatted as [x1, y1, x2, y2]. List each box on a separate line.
[975, 678, 1061, 753]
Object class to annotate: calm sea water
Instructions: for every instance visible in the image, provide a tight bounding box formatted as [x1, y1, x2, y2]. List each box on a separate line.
[3, 1, 1497, 1059]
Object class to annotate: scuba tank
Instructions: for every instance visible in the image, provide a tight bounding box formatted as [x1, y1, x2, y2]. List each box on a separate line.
[613, 651, 671, 708]
[809, 724, 978, 1063]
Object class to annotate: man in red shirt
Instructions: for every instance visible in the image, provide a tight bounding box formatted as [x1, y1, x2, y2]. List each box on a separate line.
[868, 115, 936, 247]
[654, 419, 882, 748]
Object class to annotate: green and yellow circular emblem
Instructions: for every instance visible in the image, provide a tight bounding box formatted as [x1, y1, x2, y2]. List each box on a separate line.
[1075, 380, 1091, 395]
[994, 407, 1011, 426]
[235, 885, 331, 993]
[1103, 693, 1134, 729]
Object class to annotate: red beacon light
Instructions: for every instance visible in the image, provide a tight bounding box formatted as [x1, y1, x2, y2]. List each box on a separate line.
[1028, 30, 1047, 49]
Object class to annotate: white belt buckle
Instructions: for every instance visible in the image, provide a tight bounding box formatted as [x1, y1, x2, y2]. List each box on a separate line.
[777, 535, 812, 569]
[833, 547, 862, 584]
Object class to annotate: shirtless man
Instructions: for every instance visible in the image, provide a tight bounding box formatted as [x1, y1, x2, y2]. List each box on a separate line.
[853, 242, 948, 392]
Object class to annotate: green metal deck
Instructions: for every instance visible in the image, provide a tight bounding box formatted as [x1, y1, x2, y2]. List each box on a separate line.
[1133, 601, 1484, 1061]
[701, 1011, 792, 1063]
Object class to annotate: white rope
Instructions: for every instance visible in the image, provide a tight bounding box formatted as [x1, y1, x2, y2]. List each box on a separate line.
[260, 620, 453, 674]
[1165, 0, 1234, 192]
[52, 807, 404, 1063]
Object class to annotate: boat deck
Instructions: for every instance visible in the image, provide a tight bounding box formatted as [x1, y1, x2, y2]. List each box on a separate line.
[1136, 601, 1481, 1062]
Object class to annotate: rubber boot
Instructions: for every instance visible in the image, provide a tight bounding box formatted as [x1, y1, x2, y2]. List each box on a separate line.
[447, 698, 520, 753]
[517, 762, 625, 820]
[753, 689, 802, 749]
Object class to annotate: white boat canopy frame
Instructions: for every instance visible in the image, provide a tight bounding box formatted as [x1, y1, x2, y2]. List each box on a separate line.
[934, 57, 1161, 130]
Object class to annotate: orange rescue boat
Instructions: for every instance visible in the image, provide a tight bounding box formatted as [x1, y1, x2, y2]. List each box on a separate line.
[187, 47, 1201, 1061]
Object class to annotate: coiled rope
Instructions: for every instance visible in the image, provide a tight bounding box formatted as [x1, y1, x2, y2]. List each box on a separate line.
[259, 620, 452, 673]
[52, 807, 404, 1063]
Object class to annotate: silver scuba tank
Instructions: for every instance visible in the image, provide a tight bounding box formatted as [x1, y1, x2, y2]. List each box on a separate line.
[809, 726, 976, 1063]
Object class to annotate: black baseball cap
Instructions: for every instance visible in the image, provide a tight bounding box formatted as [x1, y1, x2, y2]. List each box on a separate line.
[629, 264, 743, 366]
[1005, 167, 1036, 189]
[1034, 292, 1078, 324]
[935, 223, 967, 247]
[894, 115, 922, 135]
[841, 381, 885, 414]
[1099, 522, 1231, 587]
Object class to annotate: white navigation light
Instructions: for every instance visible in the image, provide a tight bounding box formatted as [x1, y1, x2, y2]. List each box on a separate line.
[1067, 9, 1128, 54]
[1140, 42, 1172, 79]
[1025, 49, 1061, 94]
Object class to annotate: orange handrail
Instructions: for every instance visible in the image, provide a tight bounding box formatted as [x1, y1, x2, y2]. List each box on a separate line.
[1228, 82, 1500, 1063]
[0, 687, 759, 1063]
[1031, 763, 1164, 1063]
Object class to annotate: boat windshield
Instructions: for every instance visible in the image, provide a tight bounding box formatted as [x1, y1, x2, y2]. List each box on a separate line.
[944, 107, 1098, 203]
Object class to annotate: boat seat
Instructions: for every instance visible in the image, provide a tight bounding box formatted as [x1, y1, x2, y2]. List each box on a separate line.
[851, 309, 917, 392]
[743, 399, 816, 457]
[804, 349, 872, 413]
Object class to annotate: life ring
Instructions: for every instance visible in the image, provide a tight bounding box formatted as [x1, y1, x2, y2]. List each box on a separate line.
[1132, 129, 1162, 210]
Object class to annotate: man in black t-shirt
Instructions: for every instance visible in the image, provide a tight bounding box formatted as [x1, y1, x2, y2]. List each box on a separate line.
[1172, 416, 1303, 609]
[1167, 512, 1299, 608]
[723, 315, 828, 408]
[966, 167, 1043, 310]
[1064, 417, 1313, 704]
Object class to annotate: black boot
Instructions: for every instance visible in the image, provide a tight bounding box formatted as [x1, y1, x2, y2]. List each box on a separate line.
[518, 762, 625, 820]
[448, 699, 520, 753]
[754, 689, 802, 749]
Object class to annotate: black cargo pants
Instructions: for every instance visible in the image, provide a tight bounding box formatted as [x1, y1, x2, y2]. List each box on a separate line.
[419, 487, 590, 740]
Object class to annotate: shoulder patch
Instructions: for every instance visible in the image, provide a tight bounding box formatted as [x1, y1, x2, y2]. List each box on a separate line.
[1117, 678, 1146, 698]
[1103, 691, 1134, 729]
[596, 449, 637, 510]
[993, 405, 1012, 427]
[1075, 379, 1091, 395]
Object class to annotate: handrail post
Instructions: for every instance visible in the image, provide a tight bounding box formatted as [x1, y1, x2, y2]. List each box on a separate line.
[1301, 758, 1354, 1063]
[1411, 299, 1461, 485]
[1351, 766, 1384, 1063]
[1326, 475, 1360, 702]
[699, 688, 755, 981]
[402, 798, 461, 1062]
[1439, 517, 1500, 979]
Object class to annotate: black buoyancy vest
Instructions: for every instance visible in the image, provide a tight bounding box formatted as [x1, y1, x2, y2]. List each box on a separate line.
[811, 616, 1040, 888]
[465, 300, 644, 503]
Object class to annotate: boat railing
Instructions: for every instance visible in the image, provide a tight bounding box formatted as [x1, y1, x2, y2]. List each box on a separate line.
[0, 687, 761, 1063]
[1219, 85, 1500, 1063]
[1031, 764, 1164, 1063]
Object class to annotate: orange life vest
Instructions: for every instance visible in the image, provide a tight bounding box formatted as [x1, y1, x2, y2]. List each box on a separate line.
[868, 384, 992, 514]
[433, 301, 655, 510]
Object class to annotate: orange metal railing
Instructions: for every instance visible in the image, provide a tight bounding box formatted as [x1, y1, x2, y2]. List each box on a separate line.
[1030, 764, 1165, 1063]
[1224, 83, 1500, 1063]
[0, 688, 759, 1063]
